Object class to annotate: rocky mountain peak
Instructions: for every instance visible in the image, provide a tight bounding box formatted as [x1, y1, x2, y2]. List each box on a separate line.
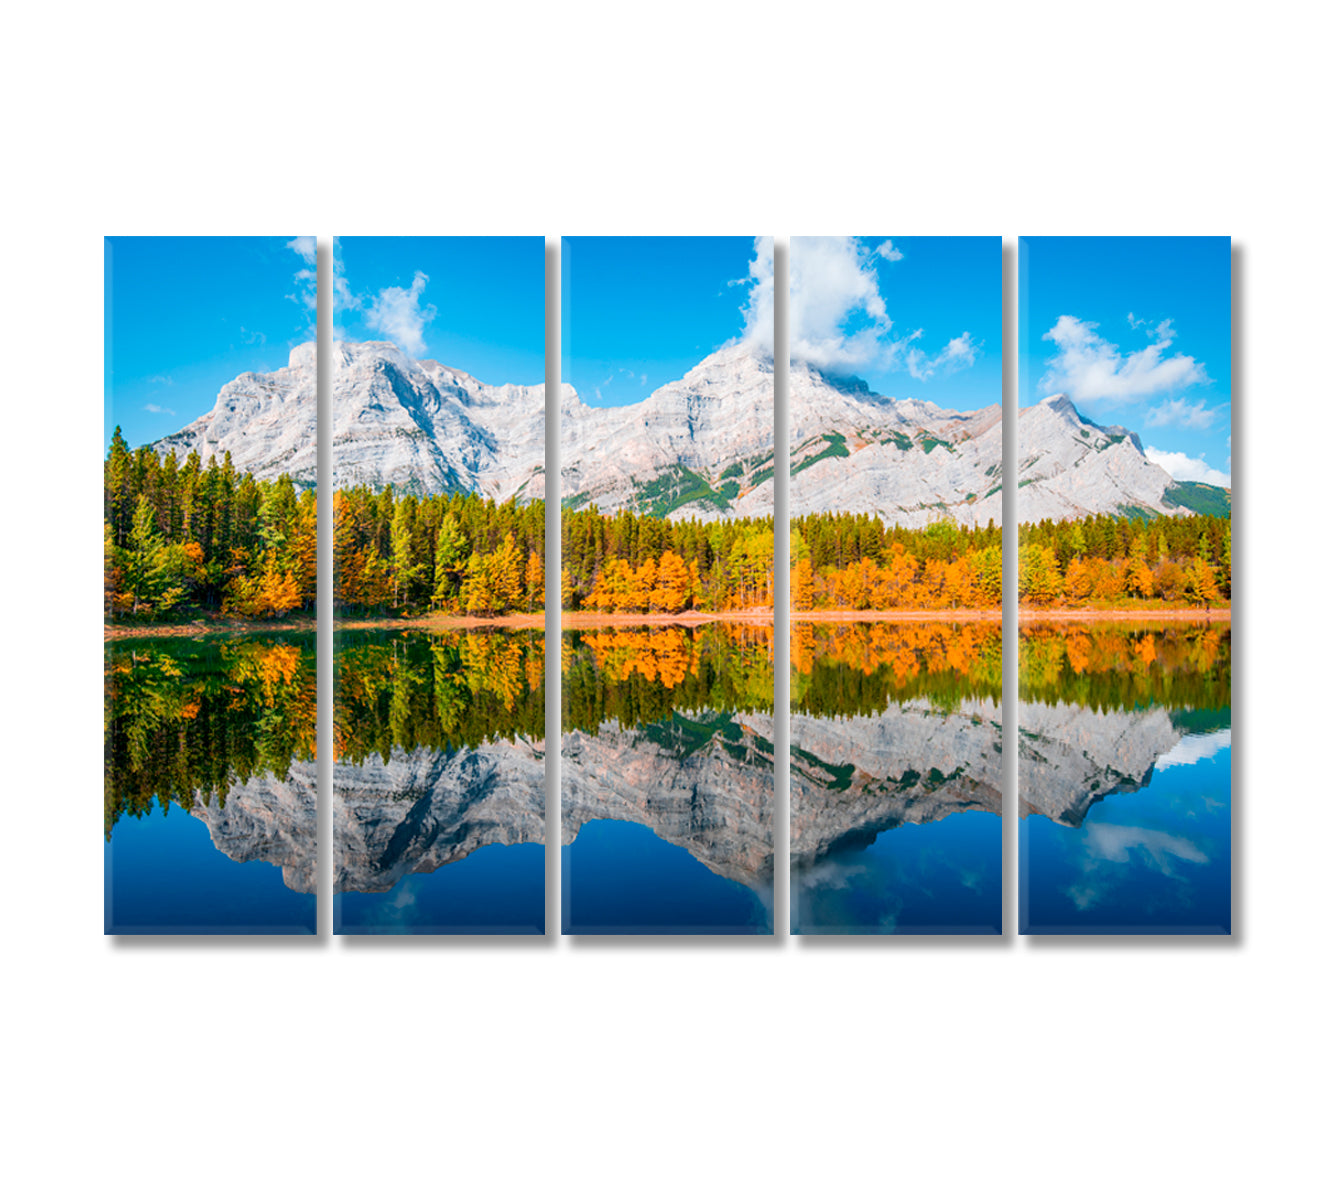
[148, 339, 1211, 525]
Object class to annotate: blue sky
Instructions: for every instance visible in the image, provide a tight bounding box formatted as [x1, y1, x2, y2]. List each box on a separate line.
[563, 235, 1000, 411]
[562, 236, 757, 407]
[105, 236, 313, 450]
[1021, 236, 1232, 486]
[791, 236, 999, 411]
[335, 236, 544, 383]
[105, 236, 546, 451]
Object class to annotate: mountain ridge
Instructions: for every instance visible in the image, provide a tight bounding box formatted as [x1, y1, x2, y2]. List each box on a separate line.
[149, 339, 1225, 526]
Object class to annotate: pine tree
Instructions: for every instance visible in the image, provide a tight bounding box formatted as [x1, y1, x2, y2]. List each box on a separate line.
[433, 513, 466, 610]
[488, 533, 524, 613]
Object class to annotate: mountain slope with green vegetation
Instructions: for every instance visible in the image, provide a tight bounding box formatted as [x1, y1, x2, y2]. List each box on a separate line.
[1164, 481, 1232, 518]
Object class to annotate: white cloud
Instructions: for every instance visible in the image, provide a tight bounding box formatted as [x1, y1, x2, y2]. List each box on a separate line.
[787, 235, 889, 369]
[742, 235, 974, 380]
[1144, 445, 1231, 487]
[1145, 397, 1217, 430]
[147, 374, 173, 387]
[286, 237, 360, 336]
[286, 236, 316, 265]
[365, 270, 436, 356]
[1084, 823, 1209, 870]
[330, 237, 359, 317]
[143, 403, 176, 415]
[1064, 822, 1210, 909]
[1157, 729, 1231, 770]
[1040, 314, 1207, 405]
[287, 237, 318, 314]
[904, 331, 980, 380]
[794, 857, 870, 892]
[739, 235, 776, 355]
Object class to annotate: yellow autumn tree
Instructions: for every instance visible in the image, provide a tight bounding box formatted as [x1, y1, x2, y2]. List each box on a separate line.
[649, 550, 693, 612]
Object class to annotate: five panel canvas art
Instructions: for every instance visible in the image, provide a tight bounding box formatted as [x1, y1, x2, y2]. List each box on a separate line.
[104, 235, 1233, 936]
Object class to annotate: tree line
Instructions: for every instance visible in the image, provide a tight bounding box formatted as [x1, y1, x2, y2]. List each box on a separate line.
[792, 518, 1002, 611]
[103, 434, 545, 620]
[562, 623, 774, 731]
[335, 486, 544, 615]
[104, 429, 316, 619]
[1018, 513, 1230, 607]
[105, 636, 316, 836]
[106, 433, 1231, 621]
[1021, 621, 1230, 711]
[792, 622, 1002, 715]
[106, 622, 1229, 837]
[562, 508, 773, 612]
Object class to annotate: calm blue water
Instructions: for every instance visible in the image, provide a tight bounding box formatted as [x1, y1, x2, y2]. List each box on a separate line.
[335, 843, 545, 934]
[1022, 737, 1231, 933]
[793, 810, 1001, 934]
[563, 820, 773, 935]
[105, 801, 315, 935]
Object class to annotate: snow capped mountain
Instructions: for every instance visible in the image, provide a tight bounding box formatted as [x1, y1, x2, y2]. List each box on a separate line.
[155, 342, 320, 485]
[331, 340, 546, 501]
[560, 352, 1225, 524]
[1016, 394, 1190, 523]
[151, 339, 1225, 524]
[560, 341, 776, 519]
[153, 340, 547, 501]
[788, 360, 1005, 527]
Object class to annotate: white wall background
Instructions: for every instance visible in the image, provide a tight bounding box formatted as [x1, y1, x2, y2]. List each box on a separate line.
[3, 4, 1329, 1197]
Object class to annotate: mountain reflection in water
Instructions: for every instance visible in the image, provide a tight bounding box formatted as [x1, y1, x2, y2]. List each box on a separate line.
[1019, 621, 1231, 933]
[790, 622, 1002, 934]
[332, 628, 546, 933]
[104, 635, 318, 933]
[561, 624, 775, 934]
[104, 620, 1229, 935]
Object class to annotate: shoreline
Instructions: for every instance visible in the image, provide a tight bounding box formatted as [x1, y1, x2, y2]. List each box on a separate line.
[1016, 608, 1230, 623]
[106, 604, 1230, 640]
[105, 615, 318, 641]
[792, 609, 1000, 623]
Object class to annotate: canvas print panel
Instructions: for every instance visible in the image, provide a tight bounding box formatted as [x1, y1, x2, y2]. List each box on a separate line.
[330, 237, 546, 934]
[786, 237, 1002, 934]
[104, 236, 318, 934]
[1018, 236, 1232, 934]
[560, 236, 775, 935]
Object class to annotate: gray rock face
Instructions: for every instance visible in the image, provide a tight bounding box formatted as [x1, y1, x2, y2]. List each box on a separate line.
[788, 360, 1004, 528]
[789, 698, 1196, 864]
[560, 343, 778, 519]
[154, 340, 547, 499]
[187, 760, 320, 893]
[334, 740, 547, 894]
[155, 343, 320, 486]
[150, 342, 1187, 524]
[1017, 701, 1183, 827]
[1016, 394, 1185, 522]
[787, 702, 1003, 865]
[561, 715, 776, 890]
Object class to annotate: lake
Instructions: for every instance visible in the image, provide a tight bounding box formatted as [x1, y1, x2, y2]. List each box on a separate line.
[332, 628, 546, 934]
[1019, 620, 1231, 933]
[790, 621, 1003, 934]
[104, 635, 318, 934]
[107, 619, 1229, 936]
[561, 623, 775, 934]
